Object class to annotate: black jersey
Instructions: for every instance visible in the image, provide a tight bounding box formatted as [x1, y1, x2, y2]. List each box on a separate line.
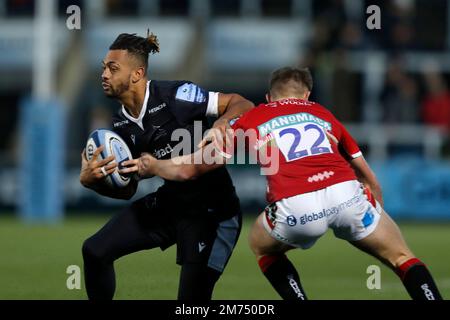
[111, 80, 240, 220]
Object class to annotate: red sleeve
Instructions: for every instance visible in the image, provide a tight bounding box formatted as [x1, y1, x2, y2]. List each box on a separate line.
[334, 120, 362, 160]
[229, 113, 247, 131]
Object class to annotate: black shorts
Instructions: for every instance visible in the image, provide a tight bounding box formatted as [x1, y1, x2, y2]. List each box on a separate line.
[127, 191, 242, 272]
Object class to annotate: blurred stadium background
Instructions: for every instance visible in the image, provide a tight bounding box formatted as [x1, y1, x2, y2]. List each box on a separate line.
[0, 0, 449, 299]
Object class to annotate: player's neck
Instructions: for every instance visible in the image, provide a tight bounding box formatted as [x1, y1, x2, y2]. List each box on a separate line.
[272, 95, 308, 102]
[119, 80, 148, 118]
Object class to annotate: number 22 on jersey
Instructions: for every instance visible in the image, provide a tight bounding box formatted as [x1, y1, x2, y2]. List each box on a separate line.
[273, 122, 333, 162]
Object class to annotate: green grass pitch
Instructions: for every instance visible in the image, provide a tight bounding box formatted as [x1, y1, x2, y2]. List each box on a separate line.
[0, 214, 449, 300]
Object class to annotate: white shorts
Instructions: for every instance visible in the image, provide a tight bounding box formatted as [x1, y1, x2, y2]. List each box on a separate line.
[262, 180, 382, 249]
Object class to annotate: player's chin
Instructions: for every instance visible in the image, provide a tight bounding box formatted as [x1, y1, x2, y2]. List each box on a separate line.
[103, 88, 116, 98]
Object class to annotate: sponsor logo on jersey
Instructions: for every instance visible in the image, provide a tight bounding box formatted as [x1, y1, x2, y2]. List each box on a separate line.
[113, 119, 129, 128]
[149, 103, 167, 114]
[175, 83, 207, 104]
[153, 143, 173, 158]
[299, 194, 362, 225]
[130, 134, 136, 145]
[286, 215, 297, 226]
[277, 98, 313, 107]
[257, 112, 332, 136]
[362, 210, 375, 228]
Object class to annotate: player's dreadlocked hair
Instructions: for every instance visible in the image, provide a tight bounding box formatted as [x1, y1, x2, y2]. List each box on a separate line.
[109, 30, 160, 74]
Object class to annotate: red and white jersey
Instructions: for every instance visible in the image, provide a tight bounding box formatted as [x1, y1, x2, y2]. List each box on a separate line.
[228, 98, 362, 203]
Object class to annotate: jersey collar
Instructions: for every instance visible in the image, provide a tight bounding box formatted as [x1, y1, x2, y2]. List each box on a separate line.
[121, 80, 151, 130]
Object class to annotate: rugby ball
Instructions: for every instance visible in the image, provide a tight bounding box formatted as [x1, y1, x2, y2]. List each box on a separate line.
[85, 129, 133, 188]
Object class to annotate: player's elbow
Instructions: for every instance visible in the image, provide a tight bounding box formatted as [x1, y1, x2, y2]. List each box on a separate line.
[372, 183, 383, 199]
[118, 179, 138, 200]
[79, 174, 91, 189]
[231, 93, 247, 102]
[233, 94, 254, 110]
[366, 176, 382, 194]
[372, 182, 382, 193]
[79, 177, 87, 188]
[176, 165, 200, 181]
[120, 190, 135, 200]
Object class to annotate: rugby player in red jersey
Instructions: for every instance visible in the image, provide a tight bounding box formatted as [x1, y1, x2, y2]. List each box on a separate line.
[121, 67, 442, 300]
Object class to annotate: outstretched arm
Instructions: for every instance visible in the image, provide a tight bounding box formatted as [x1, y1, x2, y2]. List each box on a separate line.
[199, 93, 254, 148]
[217, 93, 254, 122]
[120, 143, 227, 181]
[122, 92, 253, 181]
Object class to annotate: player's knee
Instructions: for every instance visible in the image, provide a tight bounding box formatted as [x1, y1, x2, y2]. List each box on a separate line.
[178, 264, 220, 301]
[248, 226, 262, 256]
[248, 234, 273, 259]
[250, 243, 264, 259]
[82, 237, 107, 263]
[248, 217, 265, 253]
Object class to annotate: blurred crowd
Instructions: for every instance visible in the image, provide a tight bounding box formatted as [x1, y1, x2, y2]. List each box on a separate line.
[304, 0, 450, 130]
[2, 0, 450, 157]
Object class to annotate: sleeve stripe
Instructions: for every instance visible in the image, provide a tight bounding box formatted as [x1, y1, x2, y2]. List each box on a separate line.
[351, 151, 363, 159]
[206, 92, 219, 117]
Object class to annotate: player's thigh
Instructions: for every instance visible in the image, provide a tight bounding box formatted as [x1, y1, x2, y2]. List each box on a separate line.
[83, 193, 175, 261]
[249, 212, 294, 257]
[176, 211, 242, 274]
[350, 209, 414, 269]
[259, 195, 329, 250]
[330, 180, 382, 242]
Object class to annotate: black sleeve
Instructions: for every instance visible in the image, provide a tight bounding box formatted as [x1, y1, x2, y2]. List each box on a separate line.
[167, 81, 211, 125]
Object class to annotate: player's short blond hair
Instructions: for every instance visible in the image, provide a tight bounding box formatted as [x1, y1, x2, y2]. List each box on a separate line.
[269, 67, 313, 97]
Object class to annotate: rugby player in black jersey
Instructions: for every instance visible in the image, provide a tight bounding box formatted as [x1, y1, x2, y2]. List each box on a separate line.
[79, 31, 253, 300]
